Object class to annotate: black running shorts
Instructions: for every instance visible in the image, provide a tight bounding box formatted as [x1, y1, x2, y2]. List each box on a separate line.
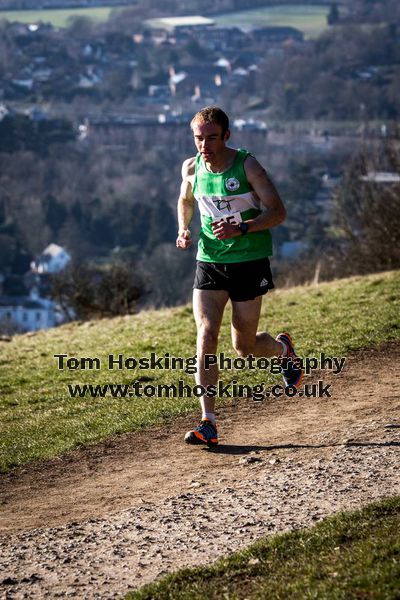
[193, 258, 275, 302]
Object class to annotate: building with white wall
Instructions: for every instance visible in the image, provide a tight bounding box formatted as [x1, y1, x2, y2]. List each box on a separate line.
[0, 289, 61, 333]
[30, 243, 71, 274]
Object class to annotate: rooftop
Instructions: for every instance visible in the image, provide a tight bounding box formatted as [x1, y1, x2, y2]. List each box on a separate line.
[360, 171, 400, 183]
[145, 15, 215, 32]
[0, 296, 45, 310]
[42, 243, 69, 258]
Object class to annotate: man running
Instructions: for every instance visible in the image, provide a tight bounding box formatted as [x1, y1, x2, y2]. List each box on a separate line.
[176, 106, 302, 447]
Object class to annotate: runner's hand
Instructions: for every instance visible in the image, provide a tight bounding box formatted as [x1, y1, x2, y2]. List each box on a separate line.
[176, 229, 192, 250]
[211, 220, 241, 240]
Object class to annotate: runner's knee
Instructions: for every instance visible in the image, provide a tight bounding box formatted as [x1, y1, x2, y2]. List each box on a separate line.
[197, 324, 219, 349]
[233, 339, 255, 357]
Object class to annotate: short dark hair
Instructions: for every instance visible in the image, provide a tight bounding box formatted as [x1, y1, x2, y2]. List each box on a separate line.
[190, 106, 230, 137]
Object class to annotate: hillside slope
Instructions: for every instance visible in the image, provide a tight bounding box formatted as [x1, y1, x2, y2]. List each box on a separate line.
[1, 341, 399, 598]
[1, 270, 399, 472]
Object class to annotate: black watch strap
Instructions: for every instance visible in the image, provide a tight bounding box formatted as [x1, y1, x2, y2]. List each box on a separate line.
[239, 222, 249, 235]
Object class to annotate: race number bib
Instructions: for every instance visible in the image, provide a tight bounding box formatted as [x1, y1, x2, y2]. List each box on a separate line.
[212, 211, 243, 225]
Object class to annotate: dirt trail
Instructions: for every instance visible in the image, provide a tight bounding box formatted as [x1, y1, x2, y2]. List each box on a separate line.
[0, 345, 399, 599]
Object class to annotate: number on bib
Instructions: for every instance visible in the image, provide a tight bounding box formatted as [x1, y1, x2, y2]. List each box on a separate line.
[212, 211, 243, 225]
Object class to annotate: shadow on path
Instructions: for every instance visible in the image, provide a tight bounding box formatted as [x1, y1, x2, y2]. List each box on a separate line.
[206, 441, 400, 454]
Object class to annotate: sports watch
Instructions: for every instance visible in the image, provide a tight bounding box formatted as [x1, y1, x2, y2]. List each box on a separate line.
[239, 222, 249, 235]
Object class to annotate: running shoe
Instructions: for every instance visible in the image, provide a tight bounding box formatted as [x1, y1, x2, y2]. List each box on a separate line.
[276, 332, 303, 388]
[184, 419, 218, 446]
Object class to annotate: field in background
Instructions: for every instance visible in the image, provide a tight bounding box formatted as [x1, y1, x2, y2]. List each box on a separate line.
[0, 5, 124, 27]
[214, 4, 330, 39]
[0, 270, 399, 472]
[0, 3, 330, 35]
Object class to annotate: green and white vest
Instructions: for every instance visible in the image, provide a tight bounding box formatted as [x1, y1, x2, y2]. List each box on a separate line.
[192, 148, 273, 263]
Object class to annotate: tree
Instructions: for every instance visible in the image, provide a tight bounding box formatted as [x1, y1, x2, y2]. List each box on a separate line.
[327, 3, 340, 25]
[67, 16, 95, 39]
[50, 260, 149, 321]
[331, 140, 400, 274]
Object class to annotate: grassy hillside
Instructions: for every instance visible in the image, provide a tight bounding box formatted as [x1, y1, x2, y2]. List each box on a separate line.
[127, 496, 400, 600]
[0, 270, 399, 472]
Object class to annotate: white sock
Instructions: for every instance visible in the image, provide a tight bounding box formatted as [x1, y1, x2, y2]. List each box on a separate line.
[280, 341, 288, 357]
[202, 412, 216, 425]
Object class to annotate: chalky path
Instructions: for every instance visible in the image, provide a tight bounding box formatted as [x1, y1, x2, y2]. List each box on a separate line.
[1, 345, 399, 599]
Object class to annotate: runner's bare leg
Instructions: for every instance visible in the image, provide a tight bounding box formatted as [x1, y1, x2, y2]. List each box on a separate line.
[193, 289, 229, 414]
[231, 296, 283, 357]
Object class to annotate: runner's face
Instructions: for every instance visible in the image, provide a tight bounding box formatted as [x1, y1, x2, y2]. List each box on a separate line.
[192, 121, 229, 163]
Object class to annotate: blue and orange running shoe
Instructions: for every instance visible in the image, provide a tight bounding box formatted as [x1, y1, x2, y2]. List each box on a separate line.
[276, 332, 303, 388]
[184, 418, 218, 447]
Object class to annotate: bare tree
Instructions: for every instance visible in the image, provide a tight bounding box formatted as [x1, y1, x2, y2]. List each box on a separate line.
[50, 260, 149, 321]
[332, 140, 400, 274]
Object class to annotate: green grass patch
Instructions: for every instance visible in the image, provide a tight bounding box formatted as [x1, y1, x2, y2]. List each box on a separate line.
[0, 3, 330, 36]
[214, 4, 331, 40]
[0, 270, 399, 472]
[126, 496, 400, 600]
[0, 6, 126, 27]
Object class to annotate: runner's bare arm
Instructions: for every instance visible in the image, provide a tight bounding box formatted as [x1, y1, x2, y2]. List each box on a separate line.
[176, 158, 195, 250]
[244, 156, 286, 231]
[212, 156, 286, 240]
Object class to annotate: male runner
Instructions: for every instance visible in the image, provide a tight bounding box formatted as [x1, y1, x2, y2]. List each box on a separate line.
[176, 106, 302, 446]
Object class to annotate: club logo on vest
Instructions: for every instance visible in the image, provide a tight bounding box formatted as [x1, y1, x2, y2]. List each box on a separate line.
[225, 177, 240, 192]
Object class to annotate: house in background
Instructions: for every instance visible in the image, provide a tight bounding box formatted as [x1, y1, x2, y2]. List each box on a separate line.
[360, 171, 400, 183]
[30, 243, 71, 274]
[0, 243, 71, 334]
[0, 287, 65, 333]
